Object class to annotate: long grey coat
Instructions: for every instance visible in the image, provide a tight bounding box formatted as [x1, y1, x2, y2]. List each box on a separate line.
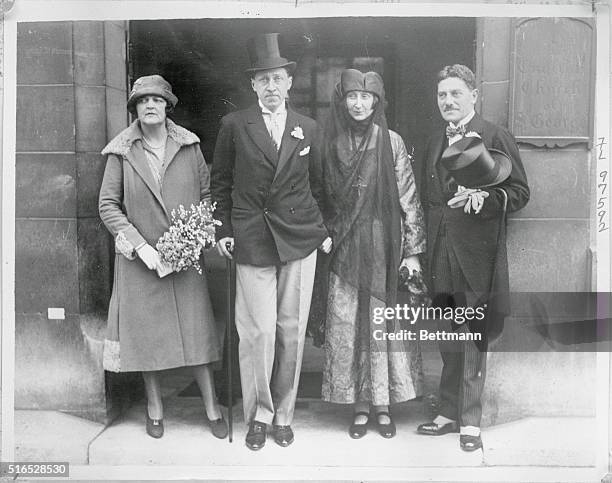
[99, 119, 220, 372]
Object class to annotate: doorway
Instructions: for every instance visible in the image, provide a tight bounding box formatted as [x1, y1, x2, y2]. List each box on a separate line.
[128, 16, 476, 393]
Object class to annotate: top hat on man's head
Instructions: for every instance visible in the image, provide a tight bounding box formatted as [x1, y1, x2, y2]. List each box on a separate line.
[441, 135, 512, 189]
[245, 33, 296, 76]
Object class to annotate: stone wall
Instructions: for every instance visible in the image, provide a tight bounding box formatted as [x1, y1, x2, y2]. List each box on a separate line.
[14, 21, 130, 423]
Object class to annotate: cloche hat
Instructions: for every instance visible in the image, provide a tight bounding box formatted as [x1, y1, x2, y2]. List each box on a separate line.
[127, 75, 178, 114]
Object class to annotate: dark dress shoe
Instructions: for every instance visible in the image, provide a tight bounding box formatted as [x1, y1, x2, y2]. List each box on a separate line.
[209, 415, 228, 439]
[349, 411, 370, 439]
[145, 406, 164, 439]
[417, 420, 459, 436]
[375, 411, 396, 439]
[460, 434, 483, 452]
[273, 425, 294, 447]
[245, 420, 266, 451]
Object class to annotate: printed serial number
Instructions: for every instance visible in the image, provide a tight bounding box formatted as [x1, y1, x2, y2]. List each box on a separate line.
[0, 462, 69, 477]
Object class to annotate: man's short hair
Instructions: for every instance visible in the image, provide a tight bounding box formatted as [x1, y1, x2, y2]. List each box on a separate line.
[437, 64, 476, 90]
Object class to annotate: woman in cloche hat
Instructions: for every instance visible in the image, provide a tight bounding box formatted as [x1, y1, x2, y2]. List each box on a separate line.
[317, 69, 426, 439]
[99, 75, 227, 440]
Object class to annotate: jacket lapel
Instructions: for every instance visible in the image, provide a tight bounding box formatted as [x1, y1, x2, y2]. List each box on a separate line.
[124, 143, 170, 219]
[273, 108, 301, 183]
[245, 104, 279, 166]
[163, 136, 181, 172]
[431, 129, 447, 167]
[465, 113, 485, 137]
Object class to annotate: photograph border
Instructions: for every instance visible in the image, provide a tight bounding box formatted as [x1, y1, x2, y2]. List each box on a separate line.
[2, 1, 611, 480]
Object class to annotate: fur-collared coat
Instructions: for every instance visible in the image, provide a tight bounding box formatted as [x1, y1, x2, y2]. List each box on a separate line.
[99, 119, 220, 372]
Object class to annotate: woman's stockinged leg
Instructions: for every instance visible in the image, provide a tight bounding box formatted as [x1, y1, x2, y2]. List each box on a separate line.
[354, 401, 370, 424]
[374, 404, 391, 424]
[142, 371, 163, 419]
[192, 363, 222, 420]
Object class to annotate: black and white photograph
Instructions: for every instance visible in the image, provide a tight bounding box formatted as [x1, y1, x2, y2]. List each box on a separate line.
[0, 0, 611, 481]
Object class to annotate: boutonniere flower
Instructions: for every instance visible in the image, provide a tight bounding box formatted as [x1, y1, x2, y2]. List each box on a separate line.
[291, 126, 304, 140]
[465, 131, 481, 138]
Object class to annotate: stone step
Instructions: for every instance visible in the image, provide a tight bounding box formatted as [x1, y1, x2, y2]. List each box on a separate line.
[87, 397, 595, 468]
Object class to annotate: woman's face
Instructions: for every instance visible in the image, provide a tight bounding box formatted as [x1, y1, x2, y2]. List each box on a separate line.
[345, 90, 376, 121]
[136, 95, 168, 126]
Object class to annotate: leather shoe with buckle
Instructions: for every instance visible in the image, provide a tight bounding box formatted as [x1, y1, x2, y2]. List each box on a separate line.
[375, 411, 396, 439]
[245, 420, 266, 451]
[349, 411, 370, 439]
[145, 406, 164, 439]
[273, 425, 294, 447]
[417, 420, 459, 436]
[460, 434, 483, 452]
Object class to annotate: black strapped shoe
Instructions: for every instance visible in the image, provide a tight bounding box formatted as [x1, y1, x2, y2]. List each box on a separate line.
[349, 411, 370, 439]
[375, 411, 396, 438]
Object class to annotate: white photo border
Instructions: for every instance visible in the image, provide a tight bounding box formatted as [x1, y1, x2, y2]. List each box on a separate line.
[2, 1, 610, 480]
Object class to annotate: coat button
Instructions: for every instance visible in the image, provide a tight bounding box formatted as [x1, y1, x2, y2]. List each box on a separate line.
[264, 208, 270, 214]
[431, 174, 435, 179]
[290, 208, 295, 214]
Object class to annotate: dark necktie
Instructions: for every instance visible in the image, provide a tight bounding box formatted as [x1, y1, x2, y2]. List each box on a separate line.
[445, 124, 466, 138]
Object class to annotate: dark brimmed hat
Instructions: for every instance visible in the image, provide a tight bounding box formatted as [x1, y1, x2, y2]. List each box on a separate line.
[245, 33, 296, 76]
[339, 69, 384, 99]
[127, 75, 178, 114]
[441, 135, 512, 188]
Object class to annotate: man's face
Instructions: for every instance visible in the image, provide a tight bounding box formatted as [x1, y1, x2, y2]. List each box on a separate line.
[251, 68, 292, 112]
[437, 77, 477, 124]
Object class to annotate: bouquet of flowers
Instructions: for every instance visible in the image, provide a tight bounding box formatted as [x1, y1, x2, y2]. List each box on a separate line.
[155, 200, 221, 277]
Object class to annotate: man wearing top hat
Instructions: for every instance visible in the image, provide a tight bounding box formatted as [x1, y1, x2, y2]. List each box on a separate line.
[416, 64, 529, 451]
[211, 33, 331, 450]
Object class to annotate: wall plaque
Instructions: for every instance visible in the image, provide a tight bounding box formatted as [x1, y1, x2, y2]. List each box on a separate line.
[510, 17, 594, 148]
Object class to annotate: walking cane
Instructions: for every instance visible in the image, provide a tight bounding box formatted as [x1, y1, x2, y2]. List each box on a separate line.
[225, 242, 234, 442]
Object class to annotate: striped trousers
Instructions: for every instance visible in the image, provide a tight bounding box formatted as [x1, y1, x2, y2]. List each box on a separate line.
[431, 227, 487, 428]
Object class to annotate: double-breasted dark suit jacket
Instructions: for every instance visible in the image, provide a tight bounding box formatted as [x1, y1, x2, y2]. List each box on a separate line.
[211, 104, 328, 266]
[419, 113, 530, 334]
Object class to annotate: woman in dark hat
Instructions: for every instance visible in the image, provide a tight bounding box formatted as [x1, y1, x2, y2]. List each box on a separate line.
[99, 75, 227, 439]
[319, 69, 426, 439]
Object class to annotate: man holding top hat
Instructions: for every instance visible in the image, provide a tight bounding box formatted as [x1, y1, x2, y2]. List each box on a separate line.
[211, 33, 331, 450]
[416, 64, 529, 451]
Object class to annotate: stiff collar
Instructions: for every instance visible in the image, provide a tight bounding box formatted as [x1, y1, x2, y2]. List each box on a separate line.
[258, 99, 287, 116]
[449, 109, 476, 129]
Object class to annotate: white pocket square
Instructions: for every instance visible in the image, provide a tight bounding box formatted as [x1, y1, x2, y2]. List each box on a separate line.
[299, 146, 310, 156]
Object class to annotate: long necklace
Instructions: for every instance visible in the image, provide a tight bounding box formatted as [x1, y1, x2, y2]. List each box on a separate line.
[142, 135, 166, 149]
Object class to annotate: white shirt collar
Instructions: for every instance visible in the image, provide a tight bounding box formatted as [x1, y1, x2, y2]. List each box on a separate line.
[259, 99, 287, 116]
[449, 109, 475, 129]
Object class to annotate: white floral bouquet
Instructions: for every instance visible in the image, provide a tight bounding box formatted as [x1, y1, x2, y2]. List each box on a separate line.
[156, 201, 221, 276]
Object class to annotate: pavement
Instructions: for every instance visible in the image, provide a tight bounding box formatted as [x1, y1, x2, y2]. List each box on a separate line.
[11, 345, 599, 479]
[14, 394, 596, 469]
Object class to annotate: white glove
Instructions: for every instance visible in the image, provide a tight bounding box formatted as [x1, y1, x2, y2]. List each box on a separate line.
[136, 243, 161, 270]
[319, 237, 333, 254]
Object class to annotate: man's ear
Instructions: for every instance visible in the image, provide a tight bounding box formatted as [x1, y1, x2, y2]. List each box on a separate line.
[287, 76, 293, 91]
[471, 88, 478, 105]
[251, 78, 257, 93]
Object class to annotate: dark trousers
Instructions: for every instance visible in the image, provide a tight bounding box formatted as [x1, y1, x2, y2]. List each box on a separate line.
[431, 228, 487, 428]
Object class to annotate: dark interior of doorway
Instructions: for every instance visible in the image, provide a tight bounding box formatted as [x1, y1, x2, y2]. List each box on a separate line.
[130, 17, 476, 168]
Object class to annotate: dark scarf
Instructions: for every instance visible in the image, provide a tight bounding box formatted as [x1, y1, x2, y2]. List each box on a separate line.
[321, 80, 402, 306]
